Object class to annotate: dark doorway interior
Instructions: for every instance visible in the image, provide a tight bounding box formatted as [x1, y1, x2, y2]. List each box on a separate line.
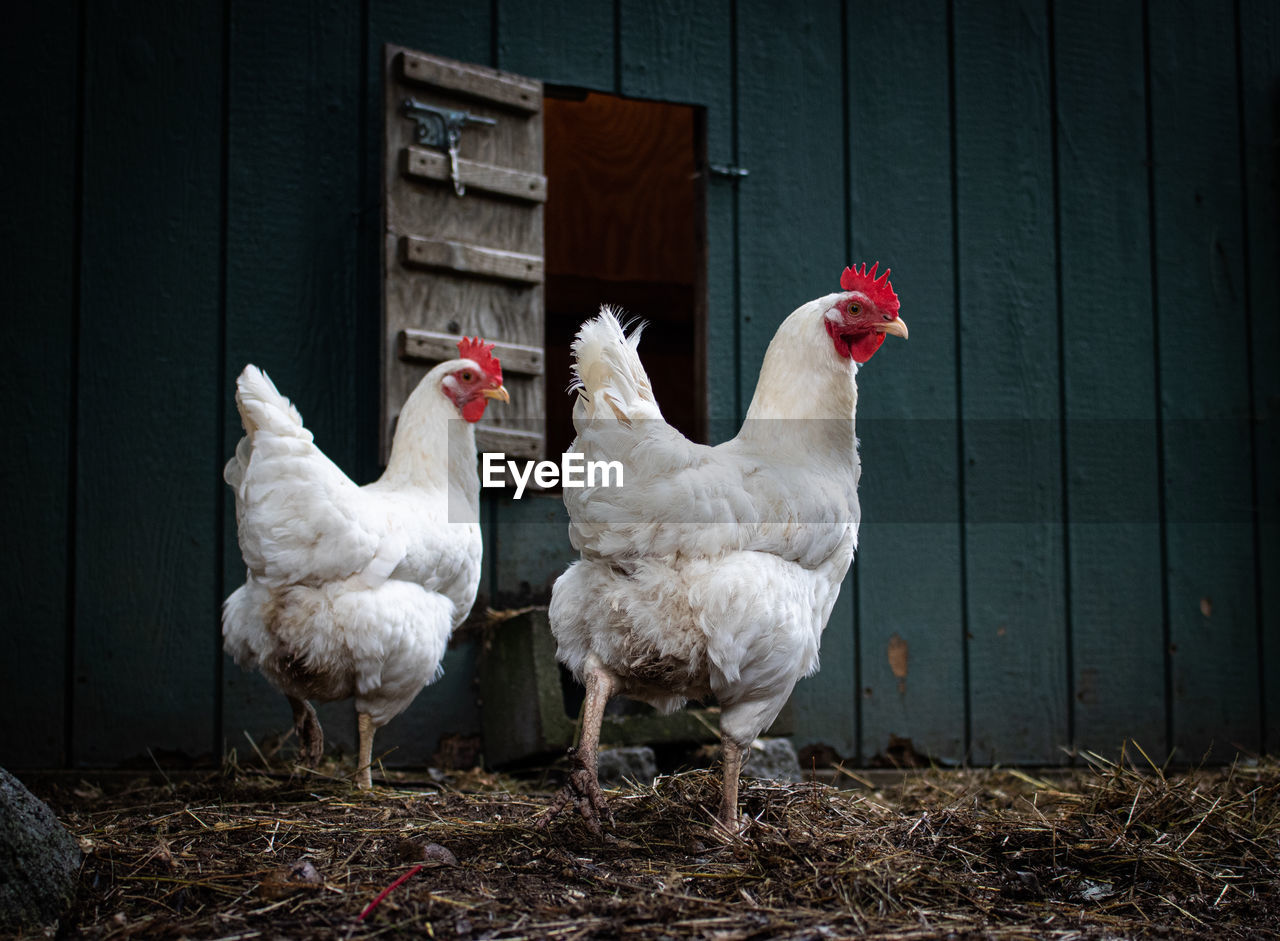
[543, 89, 706, 458]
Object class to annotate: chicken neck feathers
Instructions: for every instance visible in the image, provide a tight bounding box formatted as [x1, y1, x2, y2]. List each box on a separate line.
[563, 303, 860, 570]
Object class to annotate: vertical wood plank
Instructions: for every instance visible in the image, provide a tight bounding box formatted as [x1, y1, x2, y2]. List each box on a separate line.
[954, 0, 1068, 764]
[221, 0, 368, 760]
[0, 0, 79, 766]
[735, 0, 846, 396]
[489, 493, 579, 605]
[368, 0, 493, 67]
[618, 0, 735, 444]
[616, 11, 741, 644]
[74, 0, 225, 765]
[704, 173, 740, 445]
[848, 0, 965, 766]
[737, 0, 854, 757]
[496, 0, 615, 91]
[1054, 0, 1165, 756]
[1240, 0, 1280, 756]
[704, 179, 740, 445]
[617, 0, 731, 161]
[1149, 0, 1259, 761]
[619, 0, 732, 125]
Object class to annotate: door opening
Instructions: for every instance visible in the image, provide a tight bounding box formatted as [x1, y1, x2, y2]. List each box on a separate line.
[543, 89, 707, 458]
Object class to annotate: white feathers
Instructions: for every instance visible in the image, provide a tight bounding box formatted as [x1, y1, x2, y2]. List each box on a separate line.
[550, 299, 863, 750]
[221, 362, 483, 730]
[570, 308, 664, 425]
[231, 365, 309, 440]
[560, 307, 859, 568]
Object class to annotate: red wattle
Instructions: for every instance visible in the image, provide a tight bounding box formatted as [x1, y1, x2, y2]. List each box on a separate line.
[461, 396, 487, 423]
[849, 332, 886, 363]
[826, 321, 886, 363]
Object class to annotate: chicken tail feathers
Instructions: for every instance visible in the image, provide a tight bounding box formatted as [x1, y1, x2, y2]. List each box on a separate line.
[233, 365, 310, 440]
[570, 306, 664, 424]
[225, 365, 314, 491]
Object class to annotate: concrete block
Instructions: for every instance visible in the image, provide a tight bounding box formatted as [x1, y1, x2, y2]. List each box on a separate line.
[596, 745, 658, 786]
[743, 737, 803, 782]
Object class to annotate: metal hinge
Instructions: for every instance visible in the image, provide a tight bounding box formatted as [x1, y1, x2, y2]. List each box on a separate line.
[401, 97, 497, 196]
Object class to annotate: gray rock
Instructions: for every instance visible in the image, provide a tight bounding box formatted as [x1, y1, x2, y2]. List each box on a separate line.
[742, 737, 803, 783]
[596, 745, 657, 786]
[0, 768, 81, 932]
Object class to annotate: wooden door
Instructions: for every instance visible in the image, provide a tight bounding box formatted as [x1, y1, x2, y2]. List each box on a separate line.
[383, 46, 546, 461]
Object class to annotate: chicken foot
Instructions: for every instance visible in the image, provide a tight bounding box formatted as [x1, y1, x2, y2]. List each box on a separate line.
[354, 712, 375, 789]
[288, 696, 324, 769]
[539, 665, 618, 835]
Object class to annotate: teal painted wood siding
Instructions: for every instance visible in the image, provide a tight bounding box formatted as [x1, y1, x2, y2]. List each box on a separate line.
[1, 0, 1275, 769]
[850, 0, 965, 766]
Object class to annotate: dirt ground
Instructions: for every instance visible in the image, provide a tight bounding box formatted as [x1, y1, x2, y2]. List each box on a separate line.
[20, 750, 1280, 940]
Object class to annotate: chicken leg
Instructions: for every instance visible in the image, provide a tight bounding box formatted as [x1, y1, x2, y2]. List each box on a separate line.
[716, 737, 747, 834]
[355, 711, 375, 789]
[288, 696, 324, 769]
[539, 662, 618, 834]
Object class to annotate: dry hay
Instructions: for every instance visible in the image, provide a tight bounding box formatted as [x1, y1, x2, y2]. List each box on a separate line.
[27, 747, 1280, 939]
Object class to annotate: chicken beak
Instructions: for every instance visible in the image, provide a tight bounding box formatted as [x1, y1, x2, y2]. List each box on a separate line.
[876, 317, 908, 340]
[482, 385, 510, 403]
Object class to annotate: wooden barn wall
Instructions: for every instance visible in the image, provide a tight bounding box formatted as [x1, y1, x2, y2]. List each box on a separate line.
[1, 0, 1276, 770]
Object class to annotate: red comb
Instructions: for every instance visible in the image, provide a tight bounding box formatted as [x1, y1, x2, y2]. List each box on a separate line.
[457, 336, 503, 384]
[840, 262, 900, 316]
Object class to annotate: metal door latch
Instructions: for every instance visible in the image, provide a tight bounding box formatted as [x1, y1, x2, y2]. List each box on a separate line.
[401, 98, 497, 196]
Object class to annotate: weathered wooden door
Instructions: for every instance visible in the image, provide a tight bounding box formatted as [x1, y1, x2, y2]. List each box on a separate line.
[382, 46, 547, 462]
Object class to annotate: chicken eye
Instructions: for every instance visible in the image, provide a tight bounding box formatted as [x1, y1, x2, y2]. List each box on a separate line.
[847, 302, 861, 315]
[461, 370, 474, 382]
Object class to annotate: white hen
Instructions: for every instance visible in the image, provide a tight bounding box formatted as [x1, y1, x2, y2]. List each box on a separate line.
[222, 338, 507, 787]
[543, 265, 906, 831]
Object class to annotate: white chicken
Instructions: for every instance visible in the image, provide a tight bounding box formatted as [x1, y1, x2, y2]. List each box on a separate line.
[543, 265, 906, 831]
[222, 338, 508, 787]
